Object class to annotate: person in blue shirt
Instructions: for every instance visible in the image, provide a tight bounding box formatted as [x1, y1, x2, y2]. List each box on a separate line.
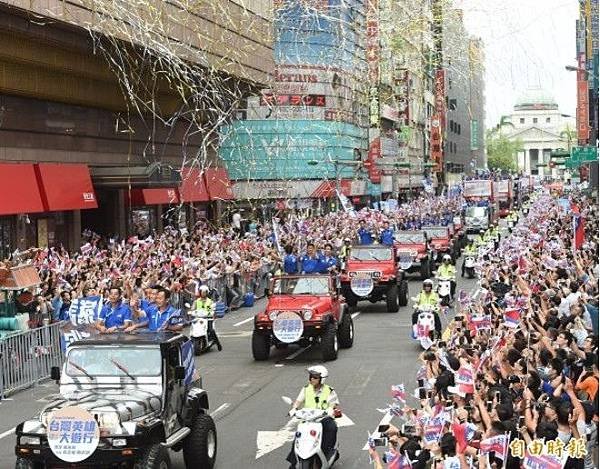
[357, 220, 374, 245]
[123, 292, 149, 333]
[319, 243, 338, 273]
[283, 245, 299, 275]
[147, 288, 183, 332]
[379, 221, 395, 246]
[95, 287, 132, 333]
[300, 243, 323, 274]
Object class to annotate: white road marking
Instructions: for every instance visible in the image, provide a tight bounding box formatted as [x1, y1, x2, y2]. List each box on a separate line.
[285, 345, 312, 360]
[351, 312, 361, 319]
[219, 330, 253, 338]
[210, 402, 230, 417]
[0, 427, 15, 440]
[233, 316, 254, 327]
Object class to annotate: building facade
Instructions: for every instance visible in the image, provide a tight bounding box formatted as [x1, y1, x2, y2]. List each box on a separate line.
[500, 89, 575, 178]
[0, 0, 273, 257]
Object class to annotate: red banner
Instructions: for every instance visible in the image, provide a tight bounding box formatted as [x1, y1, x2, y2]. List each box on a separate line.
[430, 115, 442, 172]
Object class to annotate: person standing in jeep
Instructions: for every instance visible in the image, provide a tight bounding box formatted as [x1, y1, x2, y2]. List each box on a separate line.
[147, 288, 184, 332]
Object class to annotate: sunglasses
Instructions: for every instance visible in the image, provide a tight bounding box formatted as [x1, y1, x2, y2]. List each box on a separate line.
[309, 374, 320, 380]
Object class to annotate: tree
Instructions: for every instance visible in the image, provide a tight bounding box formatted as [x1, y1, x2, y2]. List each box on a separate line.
[485, 130, 523, 172]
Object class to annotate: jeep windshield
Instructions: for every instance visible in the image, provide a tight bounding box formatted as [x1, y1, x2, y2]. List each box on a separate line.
[424, 228, 448, 239]
[66, 345, 162, 378]
[395, 232, 426, 244]
[349, 247, 393, 261]
[466, 206, 487, 218]
[273, 276, 330, 295]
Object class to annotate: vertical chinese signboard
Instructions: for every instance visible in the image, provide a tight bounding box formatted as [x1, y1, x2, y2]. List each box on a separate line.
[431, 68, 446, 172]
[470, 120, 479, 150]
[366, 0, 381, 183]
[577, 53, 590, 144]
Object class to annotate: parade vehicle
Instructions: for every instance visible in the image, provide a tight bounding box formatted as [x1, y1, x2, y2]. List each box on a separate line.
[14, 332, 217, 469]
[411, 303, 441, 350]
[340, 245, 408, 312]
[252, 275, 354, 361]
[494, 179, 514, 218]
[423, 226, 456, 265]
[394, 231, 433, 280]
[188, 307, 223, 355]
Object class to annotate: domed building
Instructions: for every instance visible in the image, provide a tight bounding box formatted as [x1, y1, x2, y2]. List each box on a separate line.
[499, 88, 575, 177]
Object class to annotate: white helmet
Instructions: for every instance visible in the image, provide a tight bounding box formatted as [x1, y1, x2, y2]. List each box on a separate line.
[199, 285, 210, 295]
[423, 279, 434, 287]
[307, 365, 329, 381]
[443, 254, 451, 261]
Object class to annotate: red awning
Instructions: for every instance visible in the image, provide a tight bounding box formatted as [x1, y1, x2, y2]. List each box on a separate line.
[36, 163, 98, 211]
[127, 188, 179, 206]
[179, 168, 210, 202]
[0, 163, 45, 215]
[204, 168, 234, 200]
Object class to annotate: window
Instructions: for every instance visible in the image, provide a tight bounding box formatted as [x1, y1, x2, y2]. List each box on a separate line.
[546, 117, 551, 123]
[533, 117, 538, 124]
[457, 124, 461, 135]
[520, 118, 525, 124]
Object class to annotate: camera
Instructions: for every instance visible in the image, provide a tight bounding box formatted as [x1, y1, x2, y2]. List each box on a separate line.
[418, 387, 427, 400]
[401, 423, 417, 436]
[372, 437, 388, 447]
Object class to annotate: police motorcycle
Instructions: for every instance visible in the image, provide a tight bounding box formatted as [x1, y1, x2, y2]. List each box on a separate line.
[185, 305, 223, 355]
[410, 280, 442, 349]
[282, 366, 343, 469]
[435, 275, 453, 308]
[463, 254, 476, 279]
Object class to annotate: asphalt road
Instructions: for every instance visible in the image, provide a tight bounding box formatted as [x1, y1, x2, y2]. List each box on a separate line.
[0, 267, 478, 469]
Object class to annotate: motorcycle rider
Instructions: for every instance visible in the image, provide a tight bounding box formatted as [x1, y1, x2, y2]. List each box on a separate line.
[194, 285, 222, 349]
[412, 279, 442, 336]
[287, 365, 340, 468]
[461, 238, 477, 277]
[474, 229, 487, 248]
[436, 254, 456, 300]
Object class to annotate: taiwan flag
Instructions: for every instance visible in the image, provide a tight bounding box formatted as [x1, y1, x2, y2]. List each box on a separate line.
[480, 434, 509, 461]
[503, 308, 520, 328]
[572, 211, 585, 252]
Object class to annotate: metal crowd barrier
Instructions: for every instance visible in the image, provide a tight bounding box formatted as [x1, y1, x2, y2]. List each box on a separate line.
[0, 321, 65, 399]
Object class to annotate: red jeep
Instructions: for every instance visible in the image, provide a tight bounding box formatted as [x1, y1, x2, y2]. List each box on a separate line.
[394, 231, 433, 280]
[424, 226, 456, 265]
[340, 244, 408, 312]
[252, 274, 354, 361]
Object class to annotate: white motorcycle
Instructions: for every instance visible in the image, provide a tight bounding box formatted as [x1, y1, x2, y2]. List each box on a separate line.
[436, 276, 453, 307]
[188, 308, 222, 355]
[410, 302, 440, 349]
[464, 256, 476, 279]
[282, 396, 340, 469]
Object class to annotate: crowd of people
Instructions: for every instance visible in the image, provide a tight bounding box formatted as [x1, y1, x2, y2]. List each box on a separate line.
[2, 194, 465, 330]
[367, 190, 599, 469]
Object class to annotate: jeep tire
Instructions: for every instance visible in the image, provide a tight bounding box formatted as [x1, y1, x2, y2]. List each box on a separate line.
[420, 259, 431, 280]
[252, 331, 271, 361]
[321, 323, 339, 361]
[338, 314, 354, 348]
[398, 280, 409, 307]
[386, 284, 399, 312]
[183, 412, 217, 469]
[15, 458, 43, 469]
[134, 444, 171, 469]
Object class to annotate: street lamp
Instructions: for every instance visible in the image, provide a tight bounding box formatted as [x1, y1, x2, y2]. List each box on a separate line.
[565, 65, 599, 79]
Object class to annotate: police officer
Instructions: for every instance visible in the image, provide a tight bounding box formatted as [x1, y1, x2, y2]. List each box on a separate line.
[287, 365, 340, 467]
[283, 244, 299, 275]
[412, 279, 442, 335]
[436, 254, 457, 300]
[461, 238, 478, 277]
[379, 221, 395, 246]
[475, 229, 487, 247]
[194, 285, 222, 349]
[339, 238, 352, 261]
[300, 242, 323, 274]
[95, 287, 132, 333]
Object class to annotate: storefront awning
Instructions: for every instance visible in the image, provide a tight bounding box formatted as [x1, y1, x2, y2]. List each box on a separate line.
[127, 188, 179, 206]
[204, 168, 234, 201]
[36, 163, 98, 211]
[90, 162, 181, 188]
[311, 179, 351, 198]
[179, 168, 210, 202]
[0, 163, 45, 215]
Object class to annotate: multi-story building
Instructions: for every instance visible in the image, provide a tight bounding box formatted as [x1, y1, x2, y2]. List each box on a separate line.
[0, 1, 273, 257]
[442, 8, 486, 184]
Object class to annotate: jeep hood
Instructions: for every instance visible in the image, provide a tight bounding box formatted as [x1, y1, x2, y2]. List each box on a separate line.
[395, 242, 427, 252]
[41, 388, 161, 423]
[267, 296, 332, 312]
[345, 260, 395, 273]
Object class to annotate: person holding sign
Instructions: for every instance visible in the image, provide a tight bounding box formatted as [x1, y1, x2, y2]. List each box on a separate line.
[95, 287, 132, 333]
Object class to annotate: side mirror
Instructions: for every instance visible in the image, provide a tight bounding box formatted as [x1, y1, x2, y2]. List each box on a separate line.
[51, 366, 61, 382]
[175, 365, 186, 381]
